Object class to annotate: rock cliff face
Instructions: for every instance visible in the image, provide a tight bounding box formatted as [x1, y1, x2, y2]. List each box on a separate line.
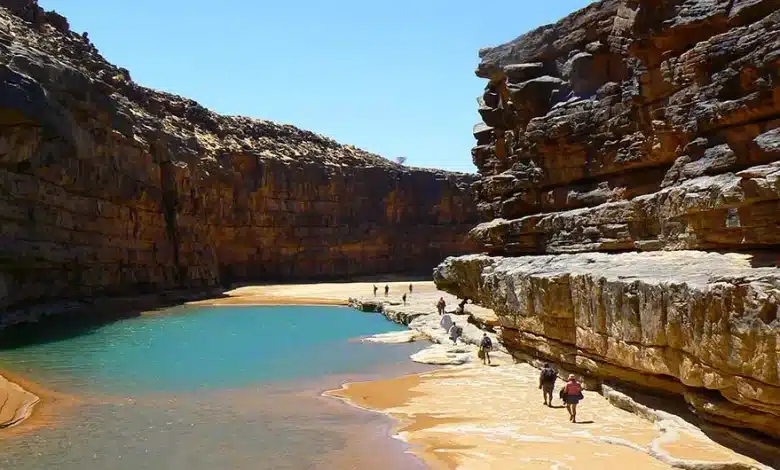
[435, 0, 780, 444]
[0, 0, 479, 318]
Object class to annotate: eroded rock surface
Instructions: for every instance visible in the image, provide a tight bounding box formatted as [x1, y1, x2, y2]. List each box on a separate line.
[437, 0, 780, 447]
[471, 0, 780, 254]
[0, 1, 479, 319]
[435, 252, 780, 441]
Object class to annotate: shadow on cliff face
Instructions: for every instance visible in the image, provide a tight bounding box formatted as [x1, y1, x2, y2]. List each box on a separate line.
[746, 249, 780, 268]
[0, 290, 230, 350]
[0, 309, 136, 350]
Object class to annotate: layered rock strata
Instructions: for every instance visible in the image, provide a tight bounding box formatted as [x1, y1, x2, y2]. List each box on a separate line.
[470, 0, 780, 254]
[435, 252, 780, 440]
[436, 0, 780, 444]
[0, 1, 479, 318]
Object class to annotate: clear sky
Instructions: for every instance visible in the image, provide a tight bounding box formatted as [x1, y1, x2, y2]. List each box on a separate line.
[39, 0, 593, 173]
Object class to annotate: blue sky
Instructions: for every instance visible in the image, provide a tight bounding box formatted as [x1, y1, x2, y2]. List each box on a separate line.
[39, 0, 593, 173]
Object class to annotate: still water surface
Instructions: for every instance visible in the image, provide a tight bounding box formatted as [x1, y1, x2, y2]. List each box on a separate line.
[0, 305, 430, 469]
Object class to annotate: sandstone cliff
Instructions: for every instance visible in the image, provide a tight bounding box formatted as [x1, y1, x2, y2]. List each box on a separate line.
[0, 0, 479, 319]
[435, 0, 780, 446]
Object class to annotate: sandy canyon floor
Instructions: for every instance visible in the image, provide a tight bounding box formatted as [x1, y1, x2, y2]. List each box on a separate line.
[198, 280, 769, 469]
[1, 280, 771, 469]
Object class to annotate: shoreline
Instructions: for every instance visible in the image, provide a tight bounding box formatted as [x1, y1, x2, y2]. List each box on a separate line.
[0, 280, 433, 433]
[323, 372, 457, 470]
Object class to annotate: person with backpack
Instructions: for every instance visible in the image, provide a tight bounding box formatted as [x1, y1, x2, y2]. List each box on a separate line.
[538, 363, 557, 407]
[436, 297, 446, 315]
[562, 374, 584, 422]
[448, 323, 462, 344]
[479, 333, 493, 365]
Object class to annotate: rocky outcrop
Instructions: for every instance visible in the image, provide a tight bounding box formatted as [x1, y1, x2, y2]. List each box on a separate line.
[436, 0, 780, 445]
[435, 252, 780, 439]
[470, 0, 779, 254]
[0, 1, 479, 319]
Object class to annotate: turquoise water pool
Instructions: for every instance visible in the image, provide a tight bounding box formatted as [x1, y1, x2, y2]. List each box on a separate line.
[0, 305, 430, 470]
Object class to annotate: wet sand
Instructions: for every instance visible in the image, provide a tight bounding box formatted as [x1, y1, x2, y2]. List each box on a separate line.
[327, 364, 768, 470]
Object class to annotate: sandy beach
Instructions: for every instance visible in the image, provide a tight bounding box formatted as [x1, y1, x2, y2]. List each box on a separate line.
[188, 280, 443, 307]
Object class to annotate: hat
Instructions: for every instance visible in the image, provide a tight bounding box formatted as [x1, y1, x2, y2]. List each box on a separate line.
[568, 374, 576, 381]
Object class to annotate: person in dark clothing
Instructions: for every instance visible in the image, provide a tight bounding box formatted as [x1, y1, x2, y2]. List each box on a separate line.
[448, 324, 462, 344]
[479, 333, 493, 365]
[384, 284, 389, 296]
[436, 297, 446, 315]
[402, 293, 407, 305]
[373, 285, 378, 297]
[408, 283, 413, 294]
[456, 297, 469, 314]
[539, 363, 557, 407]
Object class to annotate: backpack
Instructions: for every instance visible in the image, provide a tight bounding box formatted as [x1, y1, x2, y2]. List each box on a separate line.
[565, 382, 584, 399]
[481, 336, 492, 349]
[541, 368, 556, 382]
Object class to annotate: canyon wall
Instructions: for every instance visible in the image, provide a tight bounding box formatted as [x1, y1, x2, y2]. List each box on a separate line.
[435, 0, 780, 444]
[0, 1, 479, 318]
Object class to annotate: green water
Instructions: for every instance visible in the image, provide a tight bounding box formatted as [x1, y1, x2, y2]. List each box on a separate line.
[0, 305, 430, 470]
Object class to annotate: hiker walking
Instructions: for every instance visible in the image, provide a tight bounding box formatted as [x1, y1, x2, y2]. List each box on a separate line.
[373, 285, 378, 297]
[479, 333, 493, 365]
[436, 297, 446, 315]
[402, 293, 407, 305]
[408, 283, 413, 294]
[448, 323, 462, 344]
[439, 312, 453, 332]
[562, 374, 584, 423]
[384, 284, 389, 296]
[456, 297, 469, 314]
[539, 363, 557, 407]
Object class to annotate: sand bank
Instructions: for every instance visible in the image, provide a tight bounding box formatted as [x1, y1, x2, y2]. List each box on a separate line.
[0, 373, 38, 429]
[188, 280, 439, 307]
[0, 367, 79, 438]
[327, 364, 768, 470]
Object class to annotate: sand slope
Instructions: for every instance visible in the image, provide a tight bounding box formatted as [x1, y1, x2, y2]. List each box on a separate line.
[0, 374, 39, 429]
